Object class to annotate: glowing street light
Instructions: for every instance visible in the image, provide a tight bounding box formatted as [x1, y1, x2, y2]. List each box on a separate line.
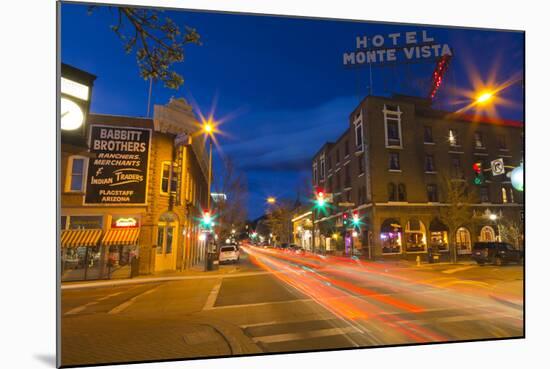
[476, 90, 494, 105]
[267, 196, 276, 204]
[489, 214, 498, 221]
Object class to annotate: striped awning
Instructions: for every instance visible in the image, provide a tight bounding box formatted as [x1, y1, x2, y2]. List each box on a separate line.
[102, 228, 141, 246]
[61, 229, 102, 248]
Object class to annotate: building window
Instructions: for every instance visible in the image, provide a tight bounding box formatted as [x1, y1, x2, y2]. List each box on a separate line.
[509, 187, 515, 203]
[480, 226, 496, 242]
[450, 156, 463, 179]
[354, 112, 363, 151]
[448, 129, 459, 146]
[456, 227, 472, 254]
[480, 186, 490, 203]
[427, 184, 438, 202]
[327, 155, 332, 170]
[389, 152, 400, 171]
[501, 186, 508, 203]
[497, 135, 508, 150]
[397, 183, 407, 201]
[344, 166, 351, 188]
[388, 183, 397, 201]
[336, 172, 341, 191]
[405, 220, 427, 253]
[474, 131, 484, 148]
[425, 154, 436, 172]
[165, 226, 174, 254]
[156, 226, 165, 254]
[313, 162, 318, 185]
[384, 104, 402, 148]
[424, 126, 434, 143]
[345, 140, 350, 157]
[335, 148, 340, 164]
[67, 156, 87, 192]
[170, 164, 178, 194]
[320, 154, 325, 180]
[161, 162, 171, 194]
[358, 154, 364, 175]
[358, 185, 366, 205]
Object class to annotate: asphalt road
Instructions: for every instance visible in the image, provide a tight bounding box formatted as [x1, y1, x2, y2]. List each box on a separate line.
[60, 244, 524, 366]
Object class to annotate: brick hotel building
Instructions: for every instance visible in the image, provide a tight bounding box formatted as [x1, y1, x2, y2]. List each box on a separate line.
[301, 95, 524, 260]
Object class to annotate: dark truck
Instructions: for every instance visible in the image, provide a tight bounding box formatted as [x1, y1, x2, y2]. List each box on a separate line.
[471, 242, 524, 266]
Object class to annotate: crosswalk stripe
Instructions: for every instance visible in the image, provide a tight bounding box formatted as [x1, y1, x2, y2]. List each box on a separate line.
[252, 326, 360, 344]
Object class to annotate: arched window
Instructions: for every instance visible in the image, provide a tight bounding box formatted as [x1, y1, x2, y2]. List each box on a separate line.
[456, 227, 472, 254]
[398, 183, 407, 201]
[388, 183, 396, 201]
[404, 219, 427, 253]
[480, 225, 496, 242]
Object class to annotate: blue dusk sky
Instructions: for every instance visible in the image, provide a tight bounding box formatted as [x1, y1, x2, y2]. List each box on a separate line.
[60, 2, 524, 219]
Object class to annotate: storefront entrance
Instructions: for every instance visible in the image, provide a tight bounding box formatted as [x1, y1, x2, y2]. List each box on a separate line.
[155, 212, 179, 272]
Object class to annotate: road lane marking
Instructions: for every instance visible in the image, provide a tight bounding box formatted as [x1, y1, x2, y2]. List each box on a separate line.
[252, 326, 360, 344]
[107, 285, 161, 315]
[442, 266, 476, 274]
[64, 301, 99, 315]
[202, 279, 222, 311]
[205, 298, 310, 311]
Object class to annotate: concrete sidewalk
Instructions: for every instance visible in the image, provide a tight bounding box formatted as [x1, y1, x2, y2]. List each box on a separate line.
[61, 263, 252, 290]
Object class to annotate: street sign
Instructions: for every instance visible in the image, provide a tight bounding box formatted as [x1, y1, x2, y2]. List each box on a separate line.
[491, 158, 505, 176]
[338, 202, 355, 207]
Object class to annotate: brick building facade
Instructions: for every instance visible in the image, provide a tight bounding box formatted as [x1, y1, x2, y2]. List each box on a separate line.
[61, 98, 211, 281]
[308, 95, 524, 260]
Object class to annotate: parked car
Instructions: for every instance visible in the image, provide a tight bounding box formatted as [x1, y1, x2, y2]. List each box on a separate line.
[219, 245, 240, 264]
[471, 242, 523, 266]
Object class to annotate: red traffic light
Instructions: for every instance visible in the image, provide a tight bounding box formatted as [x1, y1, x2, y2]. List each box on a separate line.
[315, 187, 325, 198]
[472, 163, 481, 174]
[342, 212, 348, 219]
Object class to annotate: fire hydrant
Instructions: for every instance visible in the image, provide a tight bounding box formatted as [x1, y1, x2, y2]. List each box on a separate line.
[416, 255, 421, 266]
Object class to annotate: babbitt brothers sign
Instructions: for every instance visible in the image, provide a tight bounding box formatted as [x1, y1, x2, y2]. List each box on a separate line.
[343, 30, 452, 66]
[84, 125, 152, 205]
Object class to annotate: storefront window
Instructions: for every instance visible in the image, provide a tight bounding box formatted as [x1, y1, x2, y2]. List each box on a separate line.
[456, 227, 472, 254]
[381, 231, 401, 254]
[404, 220, 426, 253]
[480, 226, 496, 242]
[430, 231, 449, 251]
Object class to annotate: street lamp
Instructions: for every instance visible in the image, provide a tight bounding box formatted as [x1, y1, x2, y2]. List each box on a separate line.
[267, 196, 276, 205]
[201, 118, 217, 271]
[475, 90, 494, 105]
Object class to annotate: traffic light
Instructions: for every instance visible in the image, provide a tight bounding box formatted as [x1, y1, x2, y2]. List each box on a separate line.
[472, 162, 485, 185]
[352, 210, 360, 227]
[201, 210, 212, 227]
[342, 211, 349, 227]
[315, 187, 326, 207]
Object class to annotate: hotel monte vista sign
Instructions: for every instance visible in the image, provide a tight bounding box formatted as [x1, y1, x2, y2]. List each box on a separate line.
[84, 125, 151, 206]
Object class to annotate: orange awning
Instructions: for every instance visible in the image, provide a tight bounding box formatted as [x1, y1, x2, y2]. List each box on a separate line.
[102, 228, 140, 246]
[61, 229, 102, 248]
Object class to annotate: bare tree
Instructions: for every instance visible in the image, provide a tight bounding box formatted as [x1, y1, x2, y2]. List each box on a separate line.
[438, 171, 477, 263]
[265, 199, 295, 244]
[499, 219, 524, 250]
[88, 6, 201, 89]
[212, 157, 248, 241]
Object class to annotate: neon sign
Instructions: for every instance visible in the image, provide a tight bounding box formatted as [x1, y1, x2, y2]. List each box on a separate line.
[113, 217, 138, 228]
